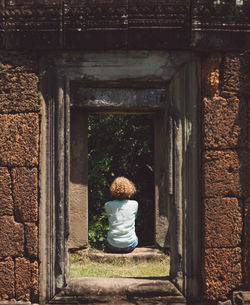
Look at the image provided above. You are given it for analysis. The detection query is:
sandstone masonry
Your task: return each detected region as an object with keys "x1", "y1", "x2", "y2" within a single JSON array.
[
  {"x1": 202, "y1": 52, "x2": 250, "y2": 301},
  {"x1": 0, "y1": 49, "x2": 249, "y2": 304},
  {"x1": 0, "y1": 52, "x2": 39, "y2": 303}
]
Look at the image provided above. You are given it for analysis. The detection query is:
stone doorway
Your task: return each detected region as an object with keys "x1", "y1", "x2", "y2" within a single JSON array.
[
  {"x1": 69, "y1": 86, "x2": 168, "y2": 251},
  {"x1": 40, "y1": 51, "x2": 200, "y2": 303}
]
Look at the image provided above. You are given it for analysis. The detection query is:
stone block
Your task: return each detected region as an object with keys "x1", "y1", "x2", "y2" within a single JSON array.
[
  {"x1": 201, "y1": 53, "x2": 222, "y2": 98},
  {"x1": 204, "y1": 150, "x2": 250, "y2": 197},
  {"x1": 0, "y1": 70, "x2": 39, "y2": 113},
  {"x1": 204, "y1": 198, "x2": 242, "y2": 248},
  {"x1": 0, "y1": 257, "x2": 14, "y2": 300},
  {"x1": 243, "y1": 198, "x2": 250, "y2": 288},
  {"x1": 0, "y1": 167, "x2": 13, "y2": 215},
  {"x1": 218, "y1": 301, "x2": 232, "y2": 305},
  {"x1": 203, "y1": 96, "x2": 248, "y2": 148},
  {"x1": 71, "y1": 87, "x2": 165, "y2": 109},
  {"x1": 69, "y1": 110, "x2": 88, "y2": 249},
  {"x1": 244, "y1": 198, "x2": 250, "y2": 245},
  {"x1": 233, "y1": 291, "x2": 250, "y2": 305},
  {"x1": 30, "y1": 260, "x2": 39, "y2": 303},
  {"x1": 203, "y1": 248, "x2": 242, "y2": 301},
  {"x1": 25, "y1": 223, "x2": 38, "y2": 258},
  {"x1": 15, "y1": 257, "x2": 30, "y2": 301},
  {"x1": 222, "y1": 54, "x2": 240, "y2": 93},
  {"x1": 0, "y1": 113, "x2": 39, "y2": 167},
  {"x1": 0, "y1": 216, "x2": 24, "y2": 258},
  {"x1": 12, "y1": 167, "x2": 38, "y2": 222}
]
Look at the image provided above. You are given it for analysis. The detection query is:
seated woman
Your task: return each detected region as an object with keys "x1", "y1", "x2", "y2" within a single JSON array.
[{"x1": 104, "y1": 177, "x2": 138, "y2": 253}]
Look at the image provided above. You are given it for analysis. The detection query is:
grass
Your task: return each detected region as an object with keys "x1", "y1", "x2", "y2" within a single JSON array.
[{"x1": 69, "y1": 249, "x2": 170, "y2": 278}]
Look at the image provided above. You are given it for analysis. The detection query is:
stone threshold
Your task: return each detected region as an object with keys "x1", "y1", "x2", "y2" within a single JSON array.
[
  {"x1": 52, "y1": 277, "x2": 186, "y2": 304},
  {"x1": 75, "y1": 246, "x2": 168, "y2": 262}
]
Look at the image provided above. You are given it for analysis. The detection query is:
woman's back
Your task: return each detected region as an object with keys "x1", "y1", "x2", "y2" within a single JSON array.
[{"x1": 105, "y1": 199, "x2": 138, "y2": 248}]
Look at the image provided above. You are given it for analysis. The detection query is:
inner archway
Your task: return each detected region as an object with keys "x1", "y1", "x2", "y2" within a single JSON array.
[{"x1": 68, "y1": 86, "x2": 168, "y2": 252}]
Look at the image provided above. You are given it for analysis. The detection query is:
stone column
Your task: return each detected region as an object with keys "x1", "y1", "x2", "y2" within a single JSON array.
[{"x1": 69, "y1": 110, "x2": 88, "y2": 249}]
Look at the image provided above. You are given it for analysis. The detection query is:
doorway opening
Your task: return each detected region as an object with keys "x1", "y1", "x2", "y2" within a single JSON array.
[
  {"x1": 88, "y1": 113, "x2": 155, "y2": 249},
  {"x1": 68, "y1": 85, "x2": 169, "y2": 256},
  {"x1": 69, "y1": 112, "x2": 171, "y2": 278}
]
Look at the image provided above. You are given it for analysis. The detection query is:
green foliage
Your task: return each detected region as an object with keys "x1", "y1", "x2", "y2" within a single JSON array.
[
  {"x1": 36, "y1": 70, "x2": 47, "y2": 84},
  {"x1": 37, "y1": 104, "x2": 42, "y2": 111},
  {"x1": 0, "y1": 62, "x2": 6, "y2": 72},
  {"x1": 38, "y1": 91, "x2": 42, "y2": 102},
  {"x1": 88, "y1": 213, "x2": 109, "y2": 249},
  {"x1": 20, "y1": 79, "x2": 26, "y2": 88},
  {"x1": 88, "y1": 114, "x2": 154, "y2": 248}
]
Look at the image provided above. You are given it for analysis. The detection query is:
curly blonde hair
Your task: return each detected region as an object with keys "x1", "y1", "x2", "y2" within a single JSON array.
[{"x1": 110, "y1": 177, "x2": 136, "y2": 200}]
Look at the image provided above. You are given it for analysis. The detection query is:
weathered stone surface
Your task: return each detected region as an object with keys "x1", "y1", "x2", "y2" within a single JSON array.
[
  {"x1": 0, "y1": 113, "x2": 39, "y2": 166},
  {"x1": 60, "y1": 277, "x2": 183, "y2": 297},
  {"x1": 204, "y1": 198, "x2": 242, "y2": 248},
  {"x1": 218, "y1": 301, "x2": 232, "y2": 305},
  {"x1": 69, "y1": 182, "x2": 88, "y2": 249},
  {"x1": 201, "y1": 53, "x2": 222, "y2": 98},
  {"x1": 30, "y1": 260, "x2": 39, "y2": 303},
  {"x1": 71, "y1": 87, "x2": 165, "y2": 110},
  {"x1": 0, "y1": 52, "x2": 38, "y2": 73},
  {"x1": 57, "y1": 277, "x2": 186, "y2": 304},
  {"x1": 203, "y1": 150, "x2": 250, "y2": 197},
  {"x1": 25, "y1": 223, "x2": 38, "y2": 258},
  {"x1": 203, "y1": 248, "x2": 242, "y2": 301},
  {"x1": 0, "y1": 257, "x2": 14, "y2": 300},
  {"x1": 203, "y1": 96, "x2": 247, "y2": 148},
  {"x1": 237, "y1": 52, "x2": 250, "y2": 149},
  {"x1": 82, "y1": 247, "x2": 167, "y2": 263},
  {"x1": 0, "y1": 216, "x2": 24, "y2": 258},
  {"x1": 57, "y1": 52, "x2": 190, "y2": 82},
  {"x1": 222, "y1": 54, "x2": 240, "y2": 93},
  {"x1": 15, "y1": 257, "x2": 31, "y2": 301},
  {"x1": 1, "y1": 2, "x2": 250, "y2": 50},
  {"x1": 0, "y1": 167, "x2": 13, "y2": 215},
  {"x1": 244, "y1": 197, "x2": 250, "y2": 288},
  {"x1": 12, "y1": 167, "x2": 38, "y2": 222},
  {"x1": 248, "y1": 97, "x2": 250, "y2": 150},
  {"x1": 0, "y1": 69, "x2": 39, "y2": 113},
  {"x1": 233, "y1": 291, "x2": 250, "y2": 305},
  {"x1": 239, "y1": 52, "x2": 250, "y2": 97},
  {"x1": 69, "y1": 110, "x2": 88, "y2": 250}
]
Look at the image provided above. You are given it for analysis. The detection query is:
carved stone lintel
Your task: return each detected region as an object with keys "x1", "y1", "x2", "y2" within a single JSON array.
[
  {"x1": 70, "y1": 87, "x2": 165, "y2": 110},
  {"x1": 0, "y1": 1, "x2": 250, "y2": 49},
  {"x1": 192, "y1": 0, "x2": 250, "y2": 31},
  {"x1": 1, "y1": 1, "x2": 249, "y2": 33}
]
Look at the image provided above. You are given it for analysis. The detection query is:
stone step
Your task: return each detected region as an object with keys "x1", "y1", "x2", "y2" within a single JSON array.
[
  {"x1": 83, "y1": 247, "x2": 168, "y2": 263},
  {"x1": 55, "y1": 277, "x2": 187, "y2": 304}
]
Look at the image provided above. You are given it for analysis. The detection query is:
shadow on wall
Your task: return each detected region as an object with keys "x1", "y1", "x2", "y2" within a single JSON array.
[{"x1": 239, "y1": 52, "x2": 250, "y2": 290}]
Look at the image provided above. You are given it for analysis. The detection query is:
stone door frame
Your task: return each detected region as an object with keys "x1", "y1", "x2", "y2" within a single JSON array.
[
  {"x1": 69, "y1": 85, "x2": 168, "y2": 251},
  {"x1": 39, "y1": 51, "x2": 201, "y2": 304}
]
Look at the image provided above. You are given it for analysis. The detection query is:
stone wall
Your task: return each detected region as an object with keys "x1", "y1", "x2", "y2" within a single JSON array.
[
  {"x1": 202, "y1": 52, "x2": 250, "y2": 302},
  {"x1": 0, "y1": 50, "x2": 249, "y2": 304},
  {"x1": 0, "y1": 52, "x2": 39, "y2": 302}
]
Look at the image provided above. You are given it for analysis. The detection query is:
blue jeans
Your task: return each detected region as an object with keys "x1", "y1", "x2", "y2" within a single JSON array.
[{"x1": 105, "y1": 237, "x2": 138, "y2": 253}]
